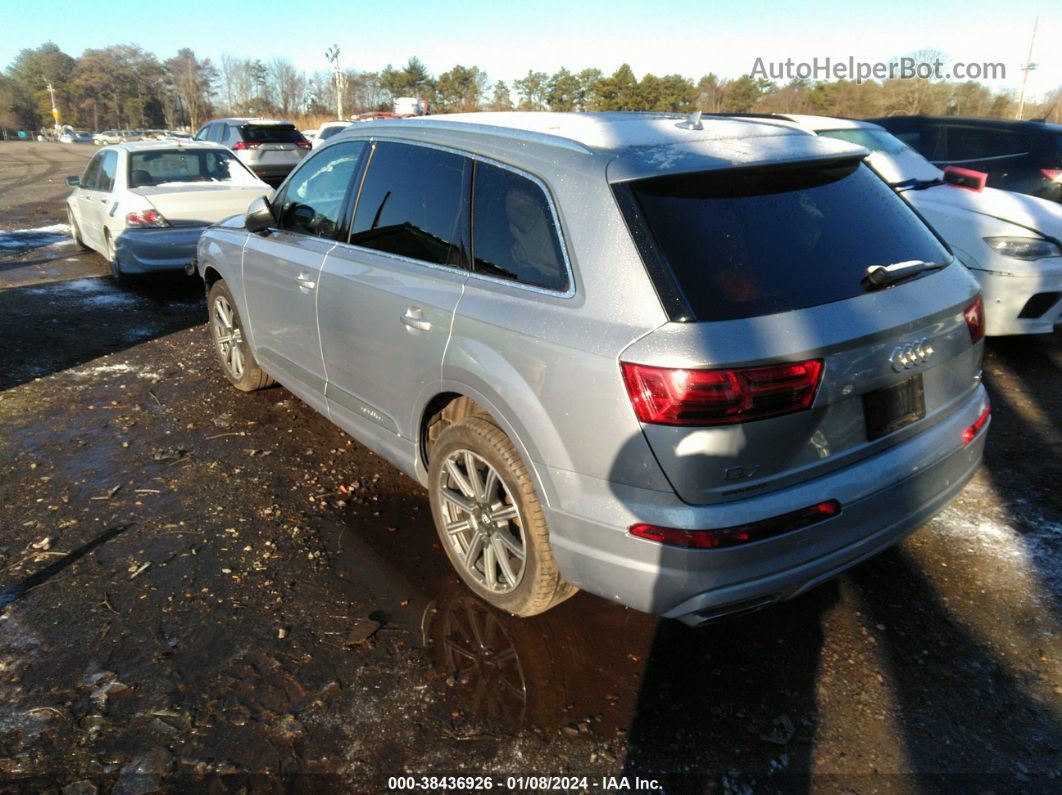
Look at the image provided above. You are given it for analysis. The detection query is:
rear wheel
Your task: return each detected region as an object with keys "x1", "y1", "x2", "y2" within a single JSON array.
[
  {"x1": 67, "y1": 209, "x2": 88, "y2": 251},
  {"x1": 208, "y1": 279, "x2": 274, "y2": 392},
  {"x1": 428, "y1": 417, "x2": 576, "y2": 617},
  {"x1": 104, "y1": 231, "x2": 126, "y2": 287}
]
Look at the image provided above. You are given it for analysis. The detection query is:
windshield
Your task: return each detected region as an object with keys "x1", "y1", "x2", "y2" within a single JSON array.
[
  {"x1": 624, "y1": 161, "x2": 950, "y2": 322},
  {"x1": 128, "y1": 149, "x2": 260, "y2": 188}
]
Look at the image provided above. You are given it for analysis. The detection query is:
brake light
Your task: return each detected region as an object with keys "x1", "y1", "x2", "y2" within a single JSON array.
[
  {"x1": 630, "y1": 500, "x2": 841, "y2": 550},
  {"x1": 296, "y1": 140, "x2": 311, "y2": 149},
  {"x1": 126, "y1": 209, "x2": 167, "y2": 227},
  {"x1": 232, "y1": 141, "x2": 261, "y2": 150},
  {"x1": 962, "y1": 403, "x2": 991, "y2": 446},
  {"x1": 1041, "y1": 169, "x2": 1062, "y2": 183},
  {"x1": 963, "y1": 296, "x2": 985, "y2": 344},
  {"x1": 620, "y1": 359, "x2": 824, "y2": 426}
]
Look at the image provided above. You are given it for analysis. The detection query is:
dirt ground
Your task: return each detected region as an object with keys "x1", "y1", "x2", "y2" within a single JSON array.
[{"x1": 0, "y1": 141, "x2": 1060, "y2": 793}]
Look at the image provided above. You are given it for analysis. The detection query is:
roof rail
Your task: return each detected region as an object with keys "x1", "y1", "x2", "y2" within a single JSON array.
[{"x1": 374, "y1": 118, "x2": 595, "y2": 155}]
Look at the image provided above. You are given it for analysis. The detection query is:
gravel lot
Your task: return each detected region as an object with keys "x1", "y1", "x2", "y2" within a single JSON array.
[{"x1": 0, "y1": 141, "x2": 1060, "y2": 792}]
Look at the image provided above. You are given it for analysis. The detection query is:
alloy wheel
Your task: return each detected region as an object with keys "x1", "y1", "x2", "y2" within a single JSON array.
[
  {"x1": 437, "y1": 449, "x2": 526, "y2": 594},
  {"x1": 212, "y1": 294, "x2": 245, "y2": 379}
]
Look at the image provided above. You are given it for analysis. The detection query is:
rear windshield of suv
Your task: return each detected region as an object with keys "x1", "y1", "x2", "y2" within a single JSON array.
[
  {"x1": 624, "y1": 161, "x2": 950, "y2": 322},
  {"x1": 238, "y1": 124, "x2": 305, "y2": 144}
]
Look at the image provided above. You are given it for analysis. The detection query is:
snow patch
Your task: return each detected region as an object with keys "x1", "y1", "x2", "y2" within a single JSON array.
[
  {"x1": 74, "y1": 362, "x2": 163, "y2": 382},
  {"x1": 0, "y1": 224, "x2": 70, "y2": 254}
]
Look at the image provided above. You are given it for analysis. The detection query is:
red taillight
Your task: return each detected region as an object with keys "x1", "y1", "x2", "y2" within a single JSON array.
[
  {"x1": 620, "y1": 359, "x2": 824, "y2": 426},
  {"x1": 296, "y1": 140, "x2": 311, "y2": 149},
  {"x1": 126, "y1": 209, "x2": 167, "y2": 227},
  {"x1": 1041, "y1": 169, "x2": 1062, "y2": 183},
  {"x1": 232, "y1": 141, "x2": 260, "y2": 150},
  {"x1": 962, "y1": 403, "x2": 991, "y2": 446},
  {"x1": 630, "y1": 500, "x2": 841, "y2": 550},
  {"x1": 963, "y1": 296, "x2": 985, "y2": 344}
]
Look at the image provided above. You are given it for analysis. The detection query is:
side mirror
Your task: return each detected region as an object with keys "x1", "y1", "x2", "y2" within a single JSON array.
[
  {"x1": 65, "y1": 175, "x2": 80, "y2": 187},
  {"x1": 245, "y1": 195, "x2": 275, "y2": 234},
  {"x1": 943, "y1": 166, "x2": 987, "y2": 192}
]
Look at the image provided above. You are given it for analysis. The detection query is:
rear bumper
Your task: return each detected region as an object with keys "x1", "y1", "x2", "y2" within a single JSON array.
[
  {"x1": 114, "y1": 226, "x2": 205, "y2": 274},
  {"x1": 544, "y1": 385, "x2": 988, "y2": 623},
  {"x1": 973, "y1": 261, "x2": 1062, "y2": 336}
]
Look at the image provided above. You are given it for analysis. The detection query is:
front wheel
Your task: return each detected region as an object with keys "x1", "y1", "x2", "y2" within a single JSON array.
[
  {"x1": 208, "y1": 279, "x2": 274, "y2": 392},
  {"x1": 428, "y1": 417, "x2": 576, "y2": 617}
]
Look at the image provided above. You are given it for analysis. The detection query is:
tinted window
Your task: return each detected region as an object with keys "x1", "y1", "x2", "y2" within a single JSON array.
[
  {"x1": 273, "y1": 141, "x2": 367, "y2": 238},
  {"x1": 817, "y1": 129, "x2": 910, "y2": 156},
  {"x1": 947, "y1": 127, "x2": 1028, "y2": 161},
  {"x1": 239, "y1": 124, "x2": 306, "y2": 144},
  {"x1": 472, "y1": 162, "x2": 568, "y2": 291},
  {"x1": 81, "y1": 153, "x2": 103, "y2": 190},
  {"x1": 128, "y1": 149, "x2": 258, "y2": 187},
  {"x1": 212, "y1": 125, "x2": 228, "y2": 144},
  {"x1": 625, "y1": 162, "x2": 950, "y2": 322},
  {"x1": 98, "y1": 151, "x2": 118, "y2": 192},
  {"x1": 350, "y1": 142, "x2": 469, "y2": 266},
  {"x1": 318, "y1": 125, "x2": 348, "y2": 141}
]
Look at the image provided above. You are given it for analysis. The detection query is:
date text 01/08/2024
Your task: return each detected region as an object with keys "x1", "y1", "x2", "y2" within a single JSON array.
[{"x1": 386, "y1": 775, "x2": 663, "y2": 791}]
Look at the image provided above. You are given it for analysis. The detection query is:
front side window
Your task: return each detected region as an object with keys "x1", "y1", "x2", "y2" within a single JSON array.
[
  {"x1": 272, "y1": 141, "x2": 367, "y2": 238},
  {"x1": 472, "y1": 162, "x2": 568, "y2": 291},
  {"x1": 350, "y1": 142, "x2": 470, "y2": 267},
  {"x1": 81, "y1": 153, "x2": 103, "y2": 190},
  {"x1": 948, "y1": 127, "x2": 1028, "y2": 161},
  {"x1": 624, "y1": 161, "x2": 951, "y2": 322},
  {"x1": 128, "y1": 149, "x2": 260, "y2": 188},
  {"x1": 98, "y1": 151, "x2": 118, "y2": 193}
]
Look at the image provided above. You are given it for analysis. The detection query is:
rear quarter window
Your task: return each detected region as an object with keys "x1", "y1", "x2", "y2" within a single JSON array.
[
  {"x1": 623, "y1": 161, "x2": 950, "y2": 322},
  {"x1": 472, "y1": 162, "x2": 568, "y2": 291}
]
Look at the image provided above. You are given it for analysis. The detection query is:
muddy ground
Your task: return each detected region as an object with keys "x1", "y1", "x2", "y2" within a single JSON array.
[{"x1": 0, "y1": 141, "x2": 1060, "y2": 793}]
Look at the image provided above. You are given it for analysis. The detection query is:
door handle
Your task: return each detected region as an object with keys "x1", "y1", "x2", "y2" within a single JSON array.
[
  {"x1": 295, "y1": 273, "x2": 316, "y2": 291},
  {"x1": 401, "y1": 307, "x2": 431, "y2": 332}
]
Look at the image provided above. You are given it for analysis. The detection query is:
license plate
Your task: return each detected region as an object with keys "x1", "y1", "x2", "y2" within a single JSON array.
[{"x1": 863, "y1": 374, "x2": 926, "y2": 441}]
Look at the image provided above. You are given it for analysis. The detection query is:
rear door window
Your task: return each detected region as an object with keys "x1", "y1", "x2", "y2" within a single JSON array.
[
  {"x1": 272, "y1": 141, "x2": 368, "y2": 239},
  {"x1": 946, "y1": 126, "x2": 1029, "y2": 163},
  {"x1": 472, "y1": 162, "x2": 568, "y2": 291},
  {"x1": 349, "y1": 142, "x2": 470, "y2": 267},
  {"x1": 81, "y1": 153, "x2": 103, "y2": 190},
  {"x1": 98, "y1": 150, "x2": 118, "y2": 193},
  {"x1": 622, "y1": 161, "x2": 950, "y2": 322}
]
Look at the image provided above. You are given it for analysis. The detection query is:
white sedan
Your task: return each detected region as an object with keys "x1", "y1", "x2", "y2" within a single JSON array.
[
  {"x1": 65, "y1": 141, "x2": 271, "y2": 284},
  {"x1": 778, "y1": 115, "x2": 1062, "y2": 336}
]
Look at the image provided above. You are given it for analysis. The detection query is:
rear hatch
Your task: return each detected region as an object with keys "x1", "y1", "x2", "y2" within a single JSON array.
[
  {"x1": 237, "y1": 124, "x2": 308, "y2": 164},
  {"x1": 614, "y1": 158, "x2": 984, "y2": 505}
]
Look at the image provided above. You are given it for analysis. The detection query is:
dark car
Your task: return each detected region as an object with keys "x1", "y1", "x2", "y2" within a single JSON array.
[
  {"x1": 868, "y1": 115, "x2": 1062, "y2": 203},
  {"x1": 194, "y1": 118, "x2": 310, "y2": 185}
]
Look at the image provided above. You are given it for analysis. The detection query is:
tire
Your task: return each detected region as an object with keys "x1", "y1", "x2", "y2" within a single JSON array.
[
  {"x1": 207, "y1": 279, "x2": 274, "y2": 392},
  {"x1": 67, "y1": 209, "x2": 89, "y2": 251},
  {"x1": 428, "y1": 416, "x2": 576, "y2": 617}
]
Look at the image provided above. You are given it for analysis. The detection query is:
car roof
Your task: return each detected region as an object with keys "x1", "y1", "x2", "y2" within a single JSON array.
[
  {"x1": 102, "y1": 141, "x2": 230, "y2": 154},
  {"x1": 336, "y1": 111, "x2": 867, "y2": 181},
  {"x1": 870, "y1": 115, "x2": 1062, "y2": 133},
  {"x1": 207, "y1": 118, "x2": 295, "y2": 126}
]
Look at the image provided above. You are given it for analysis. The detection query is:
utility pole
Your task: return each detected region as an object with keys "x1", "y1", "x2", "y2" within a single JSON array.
[
  {"x1": 326, "y1": 45, "x2": 346, "y2": 120},
  {"x1": 1016, "y1": 16, "x2": 1038, "y2": 120},
  {"x1": 45, "y1": 80, "x2": 60, "y2": 136}
]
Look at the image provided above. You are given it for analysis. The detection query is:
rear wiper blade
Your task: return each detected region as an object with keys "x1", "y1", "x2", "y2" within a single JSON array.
[
  {"x1": 862, "y1": 259, "x2": 947, "y2": 291},
  {"x1": 890, "y1": 177, "x2": 945, "y2": 192}
]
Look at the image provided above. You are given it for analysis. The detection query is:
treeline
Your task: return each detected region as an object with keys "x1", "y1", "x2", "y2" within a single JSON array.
[{"x1": 2, "y1": 42, "x2": 1059, "y2": 133}]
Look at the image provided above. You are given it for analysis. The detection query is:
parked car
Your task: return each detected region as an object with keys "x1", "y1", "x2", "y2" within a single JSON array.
[
  {"x1": 195, "y1": 112, "x2": 989, "y2": 623},
  {"x1": 758, "y1": 115, "x2": 1062, "y2": 336},
  {"x1": 193, "y1": 118, "x2": 310, "y2": 184},
  {"x1": 311, "y1": 120, "x2": 352, "y2": 149},
  {"x1": 65, "y1": 141, "x2": 271, "y2": 285},
  {"x1": 59, "y1": 131, "x2": 94, "y2": 144},
  {"x1": 94, "y1": 130, "x2": 121, "y2": 145},
  {"x1": 869, "y1": 115, "x2": 1062, "y2": 204}
]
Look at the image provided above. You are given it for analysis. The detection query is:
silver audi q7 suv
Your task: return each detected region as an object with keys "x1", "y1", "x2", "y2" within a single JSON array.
[{"x1": 195, "y1": 112, "x2": 990, "y2": 625}]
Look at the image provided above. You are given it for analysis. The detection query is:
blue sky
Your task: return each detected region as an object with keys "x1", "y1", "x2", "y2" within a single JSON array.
[{"x1": 4, "y1": 0, "x2": 1058, "y2": 97}]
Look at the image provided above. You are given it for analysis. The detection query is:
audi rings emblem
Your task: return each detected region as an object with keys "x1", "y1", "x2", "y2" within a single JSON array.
[{"x1": 889, "y1": 338, "x2": 934, "y2": 371}]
